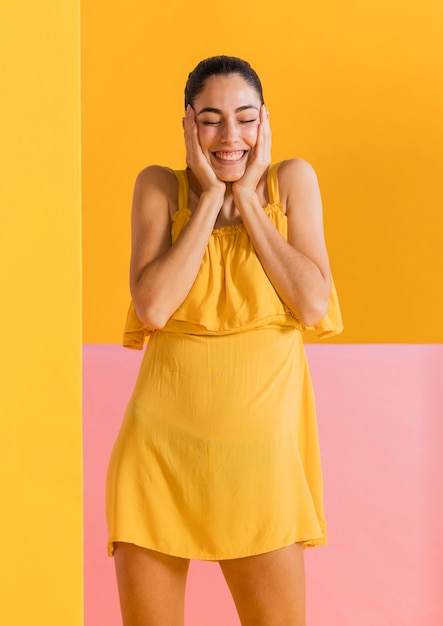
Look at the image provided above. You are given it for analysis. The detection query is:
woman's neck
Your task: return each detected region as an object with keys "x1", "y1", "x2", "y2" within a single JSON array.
[{"x1": 187, "y1": 169, "x2": 240, "y2": 226}]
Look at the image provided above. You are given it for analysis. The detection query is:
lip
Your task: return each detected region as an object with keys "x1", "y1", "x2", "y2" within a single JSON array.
[{"x1": 212, "y1": 150, "x2": 248, "y2": 164}]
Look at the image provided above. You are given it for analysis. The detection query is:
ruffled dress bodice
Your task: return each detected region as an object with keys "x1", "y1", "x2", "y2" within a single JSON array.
[{"x1": 123, "y1": 163, "x2": 342, "y2": 349}]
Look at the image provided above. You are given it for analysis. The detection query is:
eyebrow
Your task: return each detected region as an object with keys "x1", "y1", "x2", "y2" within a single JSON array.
[{"x1": 196, "y1": 105, "x2": 259, "y2": 116}]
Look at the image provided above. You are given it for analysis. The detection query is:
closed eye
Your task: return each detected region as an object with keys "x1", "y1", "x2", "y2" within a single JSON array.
[{"x1": 201, "y1": 119, "x2": 257, "y2": 126}]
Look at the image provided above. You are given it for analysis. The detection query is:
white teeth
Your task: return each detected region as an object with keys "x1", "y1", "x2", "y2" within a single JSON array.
[{"x1": 214, "y1": 151, "x2": 245, "y2": 161}]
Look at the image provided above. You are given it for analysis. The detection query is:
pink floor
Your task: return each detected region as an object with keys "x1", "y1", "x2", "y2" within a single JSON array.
[{"x1": 83, "y1": 344, "x2": 443, "y2": 625}]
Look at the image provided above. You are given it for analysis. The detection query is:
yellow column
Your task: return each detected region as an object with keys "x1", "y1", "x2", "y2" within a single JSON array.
[{"x1": 0, "y1": 2, "x2": 83, "y2": 624}]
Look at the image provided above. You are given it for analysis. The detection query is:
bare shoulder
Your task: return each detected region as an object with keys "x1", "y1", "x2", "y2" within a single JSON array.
[
  {"x1": 136, "y1": 164, "x2": 177, "y2": 188},
  {"x1": 276, "y1": 158, "x2": 322, "y2": 218},
  {"x1": 133, "y1": 165, "x2": 178, "y2": 217},
  {"x1": 278, "y1": 158, "x2": 319, "y2": 196},
  {"x1": 130, "y1": 166, "x2": 179, "y2": 288},
  {"x1": 277, "y1": 159, "x2": 328, "y2": 275}
]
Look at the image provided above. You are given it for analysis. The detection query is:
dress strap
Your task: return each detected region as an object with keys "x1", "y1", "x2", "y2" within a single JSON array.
[
  {"x1": 267, "y1": 162, "x2": 283, "y2": 204},
  {"x1": 173, "y1": 169, "x2": 189, "y2": 211}
]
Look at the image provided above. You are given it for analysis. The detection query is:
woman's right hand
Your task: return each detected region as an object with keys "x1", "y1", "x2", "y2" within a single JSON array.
[{"x1": 184, "y1": 105, "x2": 226, "y2": 194}]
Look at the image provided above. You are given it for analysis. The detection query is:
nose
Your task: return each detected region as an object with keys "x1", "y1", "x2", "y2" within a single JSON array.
[{"x1": 220, "y1": 119, "x2": 239, "y2": 144}]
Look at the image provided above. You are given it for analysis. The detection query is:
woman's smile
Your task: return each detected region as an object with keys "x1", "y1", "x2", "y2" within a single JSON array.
[{"x1": 212, "y1": 150, "x2": 248, "y2": 163}]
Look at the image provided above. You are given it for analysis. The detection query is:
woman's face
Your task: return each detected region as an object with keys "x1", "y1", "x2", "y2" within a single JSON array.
[{"x1": 192, "y1": 73, "x2": 262, "y2": 182}]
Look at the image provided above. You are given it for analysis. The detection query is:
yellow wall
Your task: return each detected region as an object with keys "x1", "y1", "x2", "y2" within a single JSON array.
[
  {"x1": 0, "y1": 1, "x2": 83, "y2": 624},
  {"x1": 82, "y1": 1, "x2": 443, "y2": 343}
]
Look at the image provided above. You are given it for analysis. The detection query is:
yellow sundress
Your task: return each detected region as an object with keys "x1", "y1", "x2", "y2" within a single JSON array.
[{"x1": 106, "y1": 162, "x2": 343, "y2": 560}]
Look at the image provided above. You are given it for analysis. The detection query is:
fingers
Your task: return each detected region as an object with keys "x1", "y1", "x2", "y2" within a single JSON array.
[
  {"x1": 184, "y1": 105, "x2": 204, "y2": 169},
  {"x1": 259, "y1": 105, "x2": 272, "y2": 155},
  {"x1": 251, "y1": 105, "x2": 271, "y2": 166},
  {"x1": 184, "y1": 106, "x2": 197, "y2": 146},
  {"x1": 184, "y1": 106, "x2": 200, "y2": 149}
]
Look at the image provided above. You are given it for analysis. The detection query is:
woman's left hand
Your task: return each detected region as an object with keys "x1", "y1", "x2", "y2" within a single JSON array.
[{"x1": 233, "y1": 105, "x2": 272, "y2": 194}]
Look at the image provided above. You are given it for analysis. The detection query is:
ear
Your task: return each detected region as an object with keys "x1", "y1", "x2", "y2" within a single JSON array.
[{"x1": 182, "y1": 117, "x2": 185, "y2": 129}]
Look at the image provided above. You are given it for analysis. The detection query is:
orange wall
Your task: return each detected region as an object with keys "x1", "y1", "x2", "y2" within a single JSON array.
[
  {"x1": 0, "y1": 1, "x2": 83, "y2": 623},
  {"x1": 82, "y1": 1, "x2": 443, "y2": 343}
]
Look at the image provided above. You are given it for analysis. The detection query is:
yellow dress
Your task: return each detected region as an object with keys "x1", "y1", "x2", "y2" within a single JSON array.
[{"x1": 106, "y1": 162, "x2": 343, "y2": 560}]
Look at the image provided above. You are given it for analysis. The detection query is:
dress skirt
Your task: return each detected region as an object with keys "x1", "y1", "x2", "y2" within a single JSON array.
[
  {"x1": 107, "y1": 326, "x2": 325, "y2": 560},
  {"x1": 106, "y1": 325, "x2": 326, "y2": 560}
]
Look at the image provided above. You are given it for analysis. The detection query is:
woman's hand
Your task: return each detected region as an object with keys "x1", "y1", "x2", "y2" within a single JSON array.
[
  {"x1": 233, "y1": 105, "x2": 272, "y2": 195},
  {"x1": 184, "y1": 105, "x2": 226, "y2": 194}
]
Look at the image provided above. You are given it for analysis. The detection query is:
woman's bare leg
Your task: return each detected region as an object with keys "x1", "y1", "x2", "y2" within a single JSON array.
[
  {"x1": 113, "y1": 542, "x2": 190, "y2": 626},
  {"x1": 219, "y1": 543, "x2": 306, "y2": 626}
]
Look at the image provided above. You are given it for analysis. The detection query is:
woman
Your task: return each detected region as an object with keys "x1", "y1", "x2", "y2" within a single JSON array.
[{"x1": 106, "y1": 55, "x2": 342, "y2": 626}]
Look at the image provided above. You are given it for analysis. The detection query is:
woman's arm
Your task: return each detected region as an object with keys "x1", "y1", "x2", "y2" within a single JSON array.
[
  {"x1": 234, "y1": 158, "x2": 331, "y2": 326},
  {"x1": 130, "y1": 165, "x2": 224, "y2": 329},
  {"x1": 130, "y1": 107, "x2": 227, "y2": 329},
  {"x1": 232, "y1": 108, "x2": 331, "y2": 326}
]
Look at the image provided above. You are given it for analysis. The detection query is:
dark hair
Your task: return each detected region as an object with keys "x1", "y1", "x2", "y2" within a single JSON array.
[{"x1": 184, "y1": 56, "x2": 264, "y2": 109}]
